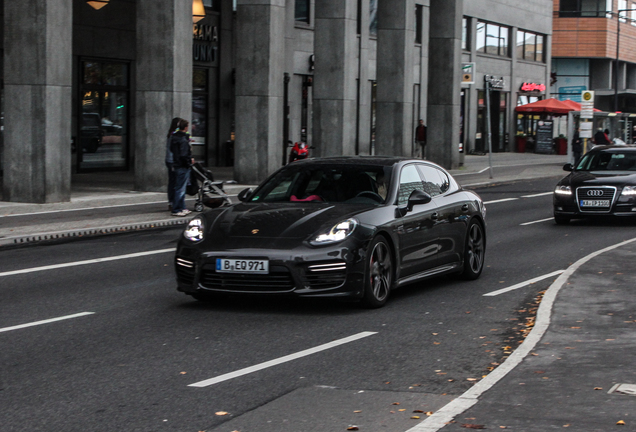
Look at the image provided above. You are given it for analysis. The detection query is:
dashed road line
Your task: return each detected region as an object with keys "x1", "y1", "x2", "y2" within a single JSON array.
[
  {"x1": 0, "y1": 312, "x2": 95, "y2": 333},
  {"x1": 483, "y1": 270, "x2": 565, "y2": 297},
  {"x1": 188, "y1": 331, "x2": 377, "y2": 388},
  {"x1": 520, "y1": 217, "x2": 554, "y2": 226}
]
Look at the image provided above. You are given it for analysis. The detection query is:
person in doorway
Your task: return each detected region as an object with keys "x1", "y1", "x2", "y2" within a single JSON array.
[
  {"x1": 170, "y1": 119, "x2": 194, "y2": 217},
  {"x1": 166, "y1": 117, "x2": 181, "y2": 211},
  {"x1": 593, "y1": 128, "x2": 609, "y2": 145},
  {"x1": 415, "y1": 119, "x2": 427, "y2": 159},
  {"x1": 572, "y1": 129, "x2": 582, "y2": 166}
]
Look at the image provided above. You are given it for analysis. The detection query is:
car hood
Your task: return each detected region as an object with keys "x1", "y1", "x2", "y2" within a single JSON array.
[
  {"x1": 203, "y1": 202, "x2": 370, "y2": 241},
  {"x1": 563, "y1": 171, "x2": 636, "y2": 187}
]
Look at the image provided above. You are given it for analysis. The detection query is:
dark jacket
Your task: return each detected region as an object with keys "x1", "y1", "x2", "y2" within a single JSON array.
[
  {"x1": 170, "y1": 131, "x2": 192, "y2": 168},
  {"x1": 593, "y1": 130, "x2": 609, "y2": 145}
]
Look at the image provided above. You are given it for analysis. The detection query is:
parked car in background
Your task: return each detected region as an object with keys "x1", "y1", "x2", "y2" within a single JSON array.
[
  {"x1": 554, "y1": 145, "x2": 636, "y2": 224},
  {"x1": 80, "y1": 113, "x2": 103, "y2": 153},
  {"x1": 175, "y1": 156, "x2": 486, "y2": 308}
]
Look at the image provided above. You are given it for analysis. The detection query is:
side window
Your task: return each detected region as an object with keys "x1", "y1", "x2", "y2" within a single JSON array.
[
  {"x1": 417, "y1": 165, "x2": 450, "y2": 197},
  {"x1": 398, "y1": 165, "x2": 425, "y2": 206}
]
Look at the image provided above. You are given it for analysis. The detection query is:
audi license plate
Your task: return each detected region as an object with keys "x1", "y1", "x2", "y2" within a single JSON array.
[
  {"x1": 216, "y1": 258, "x2": 269, "y2": 274},
  {"x1": 580, "y1": 199, "x2": 610, "y2": 207}
]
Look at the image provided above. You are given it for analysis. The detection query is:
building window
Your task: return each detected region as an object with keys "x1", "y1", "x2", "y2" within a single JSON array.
[
  {"x1": 476, "y1": 21, "x2": 509, "y2": 57},
  {"x1": 370, "y1": 0, "x2": 378, "y2": 37},
  {"x1": 295, "y1": 0, "x2": 310, "y2": 24},
  {"x1": 559, "y1": 0, "x2": 612, "y2": 17},
  {"x1": 462, "y1": 17, "x2": 469, "y2": 51},
  {"x1": 517, "y1": 30, "x2": 545, "y2": 62},
  {"x1": 415, "y1": 4, "x2": 423, "y2": 44},
  {"x1": 619, "y1": 0, "x2": 628, "y2": 21}
]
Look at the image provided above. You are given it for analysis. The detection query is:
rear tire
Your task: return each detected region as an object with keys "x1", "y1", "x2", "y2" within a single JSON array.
[
  {"x1": 460, "y1": 220, "x2": 485, "y2": 280},
  {"x1": 362, "y1": 236, "x2": 393, "y2": 308}
]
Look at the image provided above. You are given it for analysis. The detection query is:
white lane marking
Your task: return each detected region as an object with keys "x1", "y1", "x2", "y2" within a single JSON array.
[
  {"x1": 0, "y1": 201, "x2": 168, "y2": 218},
  {"x1": 0, "y1": 249, "x2": 174, "y2": 278},
  {"x1": 0, "y1": 312, "x2": 95, "y2": 333},
  {"x1": 522, "y1": 192, "x2": 553, "y2": 198},
  {"x1": 520, "y1": 217, "x2": 554, "y2": 226},
  {"x1": 453, "y1": 167, "x2": 491, "y2": 176},
  {"x1": 189, "y1": 331, "x2": 377, "y2": 388},
  {"x1": 406, "y1": 237, "x2": 636, "y2": 432},
  {"x1": 483, "y1": 198, "x2": 518, "y2": 205},
  {"x1": 483, "y1": 270, "x2": 565, "y2": 297}
]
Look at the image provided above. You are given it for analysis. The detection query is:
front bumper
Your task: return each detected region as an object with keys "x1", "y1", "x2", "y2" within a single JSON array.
[{"x1": 175, "y1": 240, "x2": 368, "y2": 299}]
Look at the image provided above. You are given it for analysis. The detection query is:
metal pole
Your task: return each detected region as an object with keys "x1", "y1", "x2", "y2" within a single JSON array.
[
  {"x1": 615, "y1": 11, "x2": 621, "y2": 113},
  {"x1": 485, "y1": 77, "x2": 494, "y2": 179}
]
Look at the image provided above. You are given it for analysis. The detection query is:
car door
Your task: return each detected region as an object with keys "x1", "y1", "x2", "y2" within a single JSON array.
[
  {"x1": 395, "y1": 164, "x2": 440, "y2": 278},
  {"x1": 417, "y1": 164, "x2": 467, "y2": 266}
]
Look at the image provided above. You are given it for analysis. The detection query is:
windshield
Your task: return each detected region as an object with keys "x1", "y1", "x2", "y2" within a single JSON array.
[
  {"x1": 575, "y1": 151, "x2": 636, "y2": 172},
  {"x1": 250, "y1": 164, "x2": 393, "y2": 205}
]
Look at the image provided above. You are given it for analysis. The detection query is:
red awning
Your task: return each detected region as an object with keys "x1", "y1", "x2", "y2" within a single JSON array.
[{"x1": 515, "y1": 98, "x2": 574, "y2": 115}]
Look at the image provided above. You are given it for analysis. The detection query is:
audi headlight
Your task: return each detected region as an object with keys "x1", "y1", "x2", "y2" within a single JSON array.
[
  {"x1": 622, "y1": 186, "x2": 636, "y2": 196},
  {"x1": 554, "y1": 185, "x2": 572, "y2": 196},
  {"x1": 183, "y1": 217, "x2": 205, "y2": 242},
  {"x1": 311, "y1": 218, "x2": 358, "y2": 245}
]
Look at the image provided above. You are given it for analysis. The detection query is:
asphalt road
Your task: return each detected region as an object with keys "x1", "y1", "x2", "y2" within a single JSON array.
[{"x1": 2, "y1": 177, "x2": 635, "y2": 432}]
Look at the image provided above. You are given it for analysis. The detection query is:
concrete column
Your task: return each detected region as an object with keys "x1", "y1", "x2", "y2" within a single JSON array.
[
  {"x1": 3, "y1": 0, "x2": 72, "y2": 203},
  {"x1": 427, "y1": 0, "x2": 462, "y2": 169},
  {"x1": 357, "y1": 0, "x2": 371, "y2": 155},
  {"x1": 234, "y1": 0, "x2": 285, "y2": 184},
  {"x1": 135, "y1": 0, "x2": 192, "y2": 192},
  {"x1": 218, "y1": 0, "x2": 235, "y2": 167},
  {"x1": 313, "y1": 0, "x2": 358, "y2": 157},
  {"x1": 375, "y1": 0, "x2": 415, "y2": 157}
]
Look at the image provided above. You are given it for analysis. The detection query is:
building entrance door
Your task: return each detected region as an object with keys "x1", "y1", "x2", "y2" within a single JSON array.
[{"x1": 77, "y1": 60, "x2": 129, "y2": 172}]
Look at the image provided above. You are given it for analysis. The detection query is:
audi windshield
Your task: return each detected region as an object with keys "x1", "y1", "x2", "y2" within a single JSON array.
[{"x1": 576, "y1": 150, "x2": 636, "y2": 172}]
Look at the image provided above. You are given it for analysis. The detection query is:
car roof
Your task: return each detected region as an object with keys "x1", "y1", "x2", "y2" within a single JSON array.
[
  {"x1": 590, "y1": 145, "x2": 636, "y2": 152},
  {"x1": 291, "y1": 155, "x2": 418, "y2": 167}
]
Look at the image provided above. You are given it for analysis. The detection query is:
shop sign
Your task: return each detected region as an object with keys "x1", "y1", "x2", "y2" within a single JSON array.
[
  {"x1": 193, "y1": 24, "x2": 218, "y2": 64},
  {"x1": 520, "y1": 82, "x2": 546, "y2": 92},
  {"x1": 484, "y1": 75, "x2": 504, "y2": 89}
]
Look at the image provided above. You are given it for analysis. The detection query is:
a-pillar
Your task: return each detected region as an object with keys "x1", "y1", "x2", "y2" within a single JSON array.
[
  {"x1": 427, "y1": 0, "x2": 462, "y2": 169},
  {"x1": 3, "y1": 0, "x2": 72, "y2": 203},
  {"x1": 375, "y1": 0, "x2": 416, "y2": 157},
  {"x1": 312, "y1": 0, "x2": 358, "y2": 157},
  {"x1": 234, "y1": 0, "x2": 286, "y2": 184},
  {"x1": 135, "y1": 0, "x2": 192, "y2": 191}
]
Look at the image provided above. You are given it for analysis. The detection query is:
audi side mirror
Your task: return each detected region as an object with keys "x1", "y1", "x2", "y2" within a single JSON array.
[{"x1": 563, "y1": 163, "x2": 573, "y2": 172}]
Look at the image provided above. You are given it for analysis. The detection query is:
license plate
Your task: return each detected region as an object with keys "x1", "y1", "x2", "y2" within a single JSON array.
[
  {"x1": 216, "y1": 258, "x2": 269, "y2": 274},
  {"x1": 580, "y1": 199, "x2": 610, "y2": 207}
]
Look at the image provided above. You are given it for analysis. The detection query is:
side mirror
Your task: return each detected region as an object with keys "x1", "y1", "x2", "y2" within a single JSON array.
[
  {"x1": 238, "y1": 188, "x2": 253, "y2": 202},
  {"x1": 563, "y1": 163, "x2": 573, "y2": 172},
  {"x1": 396, "y1": 190, "x2": 432, "y2": 217}
]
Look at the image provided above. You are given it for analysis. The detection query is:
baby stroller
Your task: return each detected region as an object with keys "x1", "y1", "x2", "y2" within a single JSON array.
[{"x1": 188, "y1": 162, "x2": 232, "y2": 212}]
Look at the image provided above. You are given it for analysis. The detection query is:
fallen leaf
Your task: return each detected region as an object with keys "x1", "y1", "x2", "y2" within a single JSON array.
[
  {"x1": 434, "y1": 342, "x2": 441, "y2": 345},
  {"x1": 461, "y1": 424, "x2": 485, "y2": 429},
  {"x1": 353, "y1": 410, "x2": 362, "y2": 413},
  {"x1": 347, "y1": 427, "x2": 359, "y2": 431},
  {"x1": 399, "y1": 409, "x2": 406, "y2": 412},
  {"x1": 411, "y1": 416, "x2": 421, "y2": 419},
  {"x1": 467, "y1": 378, "x2": 477, "y2": 381},
  {"x1": 617, "y1": 420, "x2": 626, "y2": 425},
  {"x1": 570, "y1": 327, "x2": 581, "y2": 329},
  {"x1": 594, "y1": 387, "x2": 603, "y2": 390},
  {"x1": 215, "y1": 411, "x2": 229, "y2": 416},
  {"x1": 413, "y1": 410, "x2": 424, "y2": 413},
  {"x1": 180, "y1": 371, "x2": 187, "y2": 375},
  {"x1": 426, "y1": 411, "x2": 434, "y2": 416}
]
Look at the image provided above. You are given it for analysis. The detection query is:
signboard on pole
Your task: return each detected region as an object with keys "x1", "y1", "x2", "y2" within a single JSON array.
[
  {"x1": 580, "y1": 121, "x2": 593, "y2": 139},
  {"x1": 580, "y1": 90, "x2": 595, "y2": 119},
  {"x1": 462, "y1": 63, "x2": 475, "y2": 84}
]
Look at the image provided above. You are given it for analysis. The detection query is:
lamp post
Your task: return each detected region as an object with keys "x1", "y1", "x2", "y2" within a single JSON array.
[{"x1": 615, "y1": 8, "x2": 636, "y2": 112}]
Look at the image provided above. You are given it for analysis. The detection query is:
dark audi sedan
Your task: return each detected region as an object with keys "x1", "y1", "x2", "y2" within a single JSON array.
[
  {"x1": 554, "y1": 145, "x2": 636, "y2": 224},
  {"x1": 175, "y1": 156, "x2": 486, "y2": 307}
]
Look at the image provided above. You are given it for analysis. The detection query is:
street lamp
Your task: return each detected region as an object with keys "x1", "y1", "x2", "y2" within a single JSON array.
[{"x1": 614, "y1": 8, "x2": 636, "y2": 112}]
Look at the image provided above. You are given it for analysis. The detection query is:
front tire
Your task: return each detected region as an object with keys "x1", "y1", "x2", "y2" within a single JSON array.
[
  {"x1": 460, "y1": 220, "x2": 485, "y2": 280},
  {"x1": 554, "y1": 215, "x2": 570, "y2": 225},
  {"x1": 362, "y1": 236, "x2": 393, "y2": 308}
]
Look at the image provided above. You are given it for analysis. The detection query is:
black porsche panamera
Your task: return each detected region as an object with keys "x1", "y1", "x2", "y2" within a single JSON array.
[
  {"x1": 175, "y1": 156, "x2": 486, "y2": 307},
  {"x1": 554, "y1": 146, "x2": 636, "y2": 224}
]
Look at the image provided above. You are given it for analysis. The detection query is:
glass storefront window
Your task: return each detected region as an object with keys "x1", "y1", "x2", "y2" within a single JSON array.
[
  {"x1": 477, "y1": 21, "x2": 510, "y2": 57},
  {"x1": 78, "y1": 60, "x2": 129, "y2": 172}
]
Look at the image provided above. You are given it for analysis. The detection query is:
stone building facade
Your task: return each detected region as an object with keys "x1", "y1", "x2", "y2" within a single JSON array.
[{"x1": 0, "y1": 0, "x2": 552, "y2": 203}]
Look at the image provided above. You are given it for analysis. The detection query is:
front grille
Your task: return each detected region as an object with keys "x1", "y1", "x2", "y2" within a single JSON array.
[
  {"x1": 576, "y1": 186, "x2": 617, "y2": 213},
  {"x1": 176, "y1": 258, "x2": 196, "y2": 285},
  {"x1": 305, "y1": 262, "x2": 348, "y2": 289},
  {"x1": 200, "y1": 265, "x2": 295, "y2": 292}
]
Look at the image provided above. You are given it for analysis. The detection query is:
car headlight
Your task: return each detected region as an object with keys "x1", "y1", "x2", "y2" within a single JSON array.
[
  {"x1": 184, "y1": 217, "x2": 205, "y2": 242},
  {"x1": 621, "y1": 186, "x2": 636, "y2": 196},
  {"x1": 311, "y1": 218, "x2": 358, "y2": 245},
  {"x1": 554, "y1": 185, "x2": 572, "y2": 195}
]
